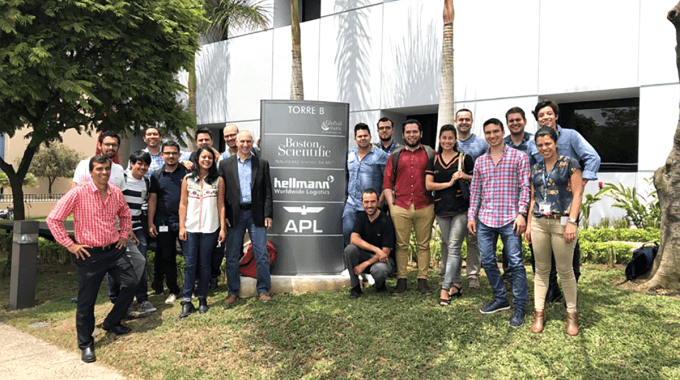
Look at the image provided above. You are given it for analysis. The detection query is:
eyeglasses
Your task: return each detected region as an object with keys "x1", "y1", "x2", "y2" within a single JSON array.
[
  {"x1": 162, "y1": 151, "x2": 179, "y2": 156},
  {"x1": 102, "y1": 143, "x2": 119, "y2": 148}
]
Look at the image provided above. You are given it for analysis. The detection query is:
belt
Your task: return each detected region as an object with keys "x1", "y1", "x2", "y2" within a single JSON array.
[
  {"x1": 90, "y1": 244, "x2": 115, "y2": 251},
  {"x1": 240, "y1": 204, "x2": 252, "y2": 210},
  {"x1": 542, "y1": 214, "x2": 567, "y2": 220}
]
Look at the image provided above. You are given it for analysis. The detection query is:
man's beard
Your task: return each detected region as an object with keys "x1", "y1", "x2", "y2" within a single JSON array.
[
  {"x1": 405, "y1": 138, "x2": 421, "y2": 148},
  {"x1": 380, "y1": 135, "x2": 392, "y2": 142}
]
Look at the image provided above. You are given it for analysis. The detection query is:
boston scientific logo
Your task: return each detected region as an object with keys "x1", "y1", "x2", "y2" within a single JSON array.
[
  {"x1": 274, "y1": 175, "x2": 334, "y2": 196},
  {"x1": 320, "y1": 120, "x2": 342, "y2": 133}
]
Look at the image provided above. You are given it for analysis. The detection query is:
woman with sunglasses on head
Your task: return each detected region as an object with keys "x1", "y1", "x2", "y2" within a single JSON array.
[{"x1": 525, "y1": 126, "x2": 583, "y2": 335}]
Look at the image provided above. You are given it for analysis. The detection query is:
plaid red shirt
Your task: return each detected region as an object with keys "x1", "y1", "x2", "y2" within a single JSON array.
[
  {"x1": 382, "y1": 145, "x2": 434, "y2": 210},
  {"x1": 467, "y1": 145, "x2": 530, "y2": 228},
  {"x1": 47, "y1": 182, "x2": 131, "y2": 248}
]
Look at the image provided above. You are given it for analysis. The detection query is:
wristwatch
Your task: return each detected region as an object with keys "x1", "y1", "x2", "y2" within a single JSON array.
[{"x1": 567, "y1": 218, "x2": 577, "y2": 225}]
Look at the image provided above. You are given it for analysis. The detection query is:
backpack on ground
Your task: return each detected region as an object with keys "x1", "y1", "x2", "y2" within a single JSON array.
[
  {"x1": 622, "y1": 242, "x2": 659, "y2": 283},
  {"x1": 239, "y1": 241, "x2": 277, "y2": 278}
]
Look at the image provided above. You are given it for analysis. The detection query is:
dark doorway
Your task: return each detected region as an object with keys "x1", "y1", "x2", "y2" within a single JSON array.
[{"x1": 406, "y1": 113, "x2": 438, "y2": 149}]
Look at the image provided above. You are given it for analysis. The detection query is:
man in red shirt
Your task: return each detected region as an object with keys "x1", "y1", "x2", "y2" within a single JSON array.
[
  {"x1": 382, "y1": 119, "x2": 435, "y2": 296},
  {"x1": 47, "y1": 156, "x2": 138, "y2": 364}
]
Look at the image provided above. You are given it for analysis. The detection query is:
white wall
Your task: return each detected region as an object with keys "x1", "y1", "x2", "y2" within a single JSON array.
[{"x1": 191, "y1": 0, "x2": 680, "y2": 225}]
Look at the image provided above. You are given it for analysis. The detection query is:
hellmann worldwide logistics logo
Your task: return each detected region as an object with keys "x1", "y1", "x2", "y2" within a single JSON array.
[
  {"x1": 274, "y1": 175, "x2": 334, "y2": 196},
  {"x1": 320, "y1": 120, "x2": 342, "y2": 132}
]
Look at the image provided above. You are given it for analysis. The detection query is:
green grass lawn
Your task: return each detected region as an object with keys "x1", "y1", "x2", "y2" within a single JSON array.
[{"x1": 1, "y1": 261, "x2": 679, "y2": 380}]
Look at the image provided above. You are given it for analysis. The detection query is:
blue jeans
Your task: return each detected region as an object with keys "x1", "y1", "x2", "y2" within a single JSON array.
[
  {"x1": 342, "y1": 199, "x2": 362, "y2": 247},
  {"x1": 477, "y1": 221, "x2": 527, "y2": 311},
  {"x1": 182, "y1": 230, "x2": 219, "y2": 302},
  {"x1": 107, "y1": 230, "x2": 148, "y2": 303},
  {"x1": 437, "y1": 214, "x2": 467, "y2": 289},
  {"x1": 226, "y1": 209, "x2": 271, "y2": 295}
]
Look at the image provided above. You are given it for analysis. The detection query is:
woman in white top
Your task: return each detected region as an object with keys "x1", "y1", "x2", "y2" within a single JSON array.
[{"x1": 178, "y1": 147, "x2": 226, "y2": 318}]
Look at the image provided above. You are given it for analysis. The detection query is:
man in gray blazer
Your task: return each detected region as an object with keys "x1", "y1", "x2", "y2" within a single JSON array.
[{"x1": 219, "y1": 130, "x2": 274, "y2": 303}]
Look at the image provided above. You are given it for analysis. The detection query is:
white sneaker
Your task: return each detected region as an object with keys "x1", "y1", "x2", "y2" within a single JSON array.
[
  {"x1": 165, "y1": 294, "x2": 177, "y2": 304},
  {"x1": 138, "y1": 300, "x2": 157, "y2": 313}
]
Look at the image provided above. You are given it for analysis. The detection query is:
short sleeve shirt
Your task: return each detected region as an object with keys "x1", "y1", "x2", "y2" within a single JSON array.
[
  {"x1": 149, "y1": 165, "x2": 188, "y2": 224},
  {"x1": 352, "y1": 211, "x2": 396, "y2": 257},
  {"x1": 425, "y1": 152, "x2": 474, "y2": 216},
  {"x1": 530, "y1": 155, "x2": 581, "y2": 218}
]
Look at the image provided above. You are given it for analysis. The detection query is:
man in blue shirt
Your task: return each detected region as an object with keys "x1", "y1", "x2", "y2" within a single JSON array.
[
  {"x1": 453, "y1": 109, "x2": 488, "y2": 289},
  {"x1": 343, "y1": 123, "x2": 389, "y2": 247},
  {"x1": 501, "y1": 107, "x2": 534, "y2": 290},
  {"x1": 527, "y1": 100, "x2": 601, "y2": 303}
]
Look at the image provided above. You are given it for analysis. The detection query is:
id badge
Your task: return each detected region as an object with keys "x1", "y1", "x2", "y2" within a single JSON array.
[
  {"x1": 560, "y1": 216, "x2": 568, "y2": 225},
  {"x1": 159, "y1": 225, "x2": 169, "y2": 233},
  {"x1": 538, "y1": 202, "x2": 551, "y2": 215}
]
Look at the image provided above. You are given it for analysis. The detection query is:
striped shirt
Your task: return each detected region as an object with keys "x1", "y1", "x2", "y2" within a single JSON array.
[
  {"x1": 467, "y1": 145, "x2": 530, "y2": 228},
  {"x1": 122, "y1": 173, "x2": 148, "y2": 231},
  {"x1": 47, "y1": 182, "x2": 131, "y2": 248}
]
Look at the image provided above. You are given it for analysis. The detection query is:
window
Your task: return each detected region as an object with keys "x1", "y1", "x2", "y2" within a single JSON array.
[
  {"x1": 302, "y1": 0, "x2": 321, "y2": 22},
  {"x1": 558, "y1": 98, "x2": 639, "y2": 172}
]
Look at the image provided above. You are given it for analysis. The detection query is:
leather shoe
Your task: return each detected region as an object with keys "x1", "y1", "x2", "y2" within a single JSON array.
[
  {"x1": 391, "y1": 279, "x2": 407, "y2": 296},
  {"x1": 198, "y1": 298, "x2": 209, "y2": 314},
  {"x1": 531, "y1": 310, "x2": 545, "y2": 333},
  {"x1": 102, "y1": 321, "x2": 132, "y2": 336},
  {"x1": 81, "y1": 346, "x2": 96, "y2": 363},
  {"x1": 180, "y1": 301, "x2": 196, "y2": 318},
  {"x1": 224, "y1": 294, "x2": 239, "y2": 305}
]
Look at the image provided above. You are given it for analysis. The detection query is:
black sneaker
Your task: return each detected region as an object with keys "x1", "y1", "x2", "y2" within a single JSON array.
[
  {"x1": 509, "y1": 309, "x2": 525, "y2": 328},
  {"x1": 209, "y1": 277, "x2": 219, "y2": 290},
  {"x1": 417, "y1": 279, "x2": 432, "y2": 295},
  {"x1": 391, "y1": 279, "x2": 407, "y2": 296},
  {"x1": 349, "y1": 285, "x2": 363, "y2": 300},
  {"x1": 479, "y1": 299, "x2": 511, "y2": 314},
  {"x1": 375, "y1": 282, "x2": 388, "y2": 293}
]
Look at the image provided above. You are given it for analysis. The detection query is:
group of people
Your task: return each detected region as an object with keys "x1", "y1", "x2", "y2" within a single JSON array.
[
  {"x1": 46, "y1": 99, "x2": 600, "y2": 363},
  {"x1": 342, "y1": 100, "x2": 600, "y2": 336},
  {"x1": 47, "y1": 126, "x2": 273, "y2": 363}
]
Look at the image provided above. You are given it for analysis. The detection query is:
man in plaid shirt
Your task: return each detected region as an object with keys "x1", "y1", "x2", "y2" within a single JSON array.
[
  {"x1": 467, "y1": 118, "x2": 530, "y2": 328},
  {"x1": 47, "y1": 156, "x2": 139, "y2": 363}
]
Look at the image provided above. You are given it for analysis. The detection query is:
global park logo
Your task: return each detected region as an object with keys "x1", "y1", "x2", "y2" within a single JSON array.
[{"x1": 321, "y1": 120, "x2": 342, "y2": 132}]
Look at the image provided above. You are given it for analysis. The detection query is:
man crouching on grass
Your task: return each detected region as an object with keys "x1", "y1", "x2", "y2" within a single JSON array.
[
  {"x1": 47, "y1": 156, "x2": 139, "y2": 363},
  {"x1": 343, "y1": 188, "x2": 396, "y2": 299}
]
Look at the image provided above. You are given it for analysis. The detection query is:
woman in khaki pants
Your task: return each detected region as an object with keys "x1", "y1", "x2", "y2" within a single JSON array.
[{"x1": 525, "y1": 127, "x2": 583, "y2": 336}]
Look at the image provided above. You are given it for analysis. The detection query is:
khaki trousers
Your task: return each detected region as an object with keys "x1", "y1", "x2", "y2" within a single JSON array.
[
  {"x1": 391, "y1": 203, "x2": 435, "y2": 279},
  {"x1": 531, "y1": 216, "x2": 578, "y2": 313}
]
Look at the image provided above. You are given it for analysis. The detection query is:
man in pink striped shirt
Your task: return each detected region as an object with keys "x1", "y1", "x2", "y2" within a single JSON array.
[
  {"x1": 467, "y1": 118, "x2": 530, "y2": 328},
  {"x1": 47, "y1": 156, "x2": 138, "y2": 363}
]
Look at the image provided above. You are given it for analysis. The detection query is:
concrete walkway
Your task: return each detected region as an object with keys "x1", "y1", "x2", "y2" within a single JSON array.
[{"x1": 0, "y1": 322, "x2": 125, "y2": 380}]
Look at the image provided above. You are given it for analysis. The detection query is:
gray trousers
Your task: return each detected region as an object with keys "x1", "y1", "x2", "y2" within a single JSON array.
[{"x1": 343, "y1": 244, "x2": 394, "y2": 288}]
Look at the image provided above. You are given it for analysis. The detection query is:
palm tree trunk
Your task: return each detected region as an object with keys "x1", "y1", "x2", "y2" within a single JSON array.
[
  {"x1": 290, "y1": 0, "x2": 304, "y2": 100},
  {"x1": 437, "y1": 0, "x2": 455, "y2": 131},
  {"x1": 639, "y1": 2, "x2": 680, "y2": 291}
]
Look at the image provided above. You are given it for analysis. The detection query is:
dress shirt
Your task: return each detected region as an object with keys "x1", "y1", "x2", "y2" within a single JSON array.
[
  {"x1": 457, "y1": 134, "x2": 489, "y2": 161},
  {"x1": 526, "y1": 125, "x2": 600, "y2": 181},
  {"x1": 382, "y1": 145, "x2": 433, "y2": 210},
  {"x1": 141, "y1": 148, "x2": 164, "y2": 178},
  {"x1": 347, "y1": 146, "x2": 389, "y2": 203},
  {"x1": 531, "y1": 155, "x2": 581, "y2": 217},
  {"x1": 468, "y1": 145, "x2": 530, "y2": 228},
  {"x1": 374, "y1": 140, "x2": 404, "y2": 154},
  {"x1": 238, "y1": 154, "x2": 253, "y2": 204},
  {"x1": 504, "y1": 132, "x2": 534, "y2": 154},
  {"x1": 47, "y1": 182, "x2": 131, "y2": 248}
]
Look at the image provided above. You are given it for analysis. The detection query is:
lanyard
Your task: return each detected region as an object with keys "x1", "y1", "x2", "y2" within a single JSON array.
[{"x1": 541, "y1": 162, "x2": 557, "y2": 200}]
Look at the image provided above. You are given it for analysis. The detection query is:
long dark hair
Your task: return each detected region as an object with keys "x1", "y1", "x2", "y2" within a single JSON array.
[
  {"x1": 437, "y1": 124, "x2": 461, "y2": 154},
  {"x1": 190, "y1": 147, "x2": 219, "y2": 184}
]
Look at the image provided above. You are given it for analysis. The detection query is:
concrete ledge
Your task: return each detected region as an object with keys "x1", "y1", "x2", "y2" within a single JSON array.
[{"x1": 238, "y1": 274, "x2": 351, "y2": 298}]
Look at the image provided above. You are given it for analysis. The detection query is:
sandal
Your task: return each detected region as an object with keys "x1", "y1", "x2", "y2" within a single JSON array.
[
  {"x1": 439, "y1": 288, "x2": 451, "y2": 307},
  {"x1": 449, "y1": 284, "x2": 463, "y2": 298}
]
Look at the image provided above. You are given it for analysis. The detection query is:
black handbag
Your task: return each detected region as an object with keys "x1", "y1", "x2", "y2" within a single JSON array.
[{"x1": 457, "y1": 153, "x2": 470, "y2": 202}]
